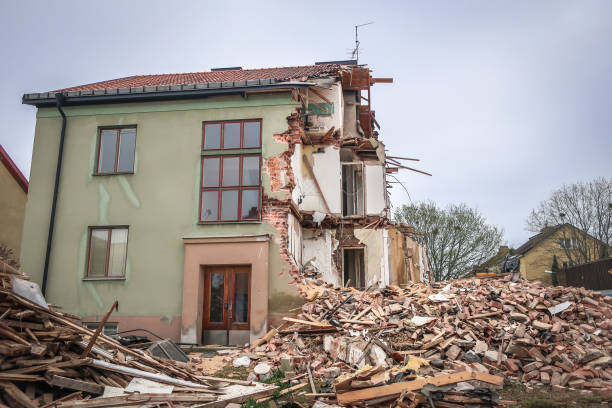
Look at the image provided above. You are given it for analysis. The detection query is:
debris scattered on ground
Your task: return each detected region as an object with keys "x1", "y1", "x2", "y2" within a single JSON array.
[
  {"x1": 227, "y1": 274, "x2": 612, "y2": 406},
  {"x1": 0, "y1": 260, "x2": 278, "y2": 407}
]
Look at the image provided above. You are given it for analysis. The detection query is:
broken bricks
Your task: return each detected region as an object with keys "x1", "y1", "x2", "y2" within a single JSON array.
[{"x1": 238, "y1": 274, "x2": 612, "y2": 405}]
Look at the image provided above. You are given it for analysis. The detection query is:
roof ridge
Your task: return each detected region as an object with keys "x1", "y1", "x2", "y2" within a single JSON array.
[{"x1": 109, "y1": 63, "x2": 343, "y2": 79}]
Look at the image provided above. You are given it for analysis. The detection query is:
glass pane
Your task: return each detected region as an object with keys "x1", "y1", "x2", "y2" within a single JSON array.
[
  {"x1": 202, "y1": 157, "x2": 220, "y2": 187},
  {"x1": 209, "y1": 272, "x2": 225, "y2": 323},
  {"x1": 201, "y1": 190, "x2": 219, "y2": 221},
  {"x1": 244, "y1": 122, "x2": 261, "y2": 148},
  {"x1": 221, "y1": 190, "x2": 239, "y2": 220},
  {"x1": 234, "y1": 273, "x2": 249, "y2": 323},
  {"x1": 242, "y1": 156, "x2": 260, "y2": 186},
  {"x1": 108, "y1": 229, "x2": 128, "y2": 277},
  {"x1": 88, "y1": 230, "x2": 109, "y2": 276},
  {"x1": 204, "y1": 123, "x2": 221, "y2": 150},
  {"x1": 117, "y1": 129, "x2": 136, "y2": 172},
  {"x1": 223, "y1": 123, "x2": 241, "y2": 148},
  {"x1": 98, "y1": 130, "x2": 117, "y2": 173},
  {"x1": 241, "y1": 189, "x2": 260, "y2": 219},
  {"x1": 222, "y1": 157, "x2": 239, "y2": 186}
]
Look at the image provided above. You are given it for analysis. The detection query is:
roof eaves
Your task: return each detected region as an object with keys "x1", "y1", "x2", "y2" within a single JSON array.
[{"x1": 22, "y1": 79, "x2": 314, "y2": 107}]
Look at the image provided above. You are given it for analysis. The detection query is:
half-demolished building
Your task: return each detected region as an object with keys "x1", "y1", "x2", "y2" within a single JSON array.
[{"x1": 21, "y1": 62, "x2": 429, "y2": 345}]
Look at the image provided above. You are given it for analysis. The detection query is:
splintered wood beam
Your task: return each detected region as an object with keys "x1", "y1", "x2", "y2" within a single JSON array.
[
  {"x1": 309, "y1": 87, "x2": 332, "y2": 104},
  {"x1": 80, "y1": 300, "x2": 118, "y2": 359},
  {"x1": 386, "y1": 167, "x2": 399, "y2": 173},
  {"x1": 387, "y1": 155, "x2": 420, "y2": 162},
  {"x1": 337, "y1": 371, "x2": 502, "y2": 405},
  {"x1": 394, "y1": 164, "x2": 432, "y2": 177},
  {"x1": 371, "y1": 77, "x2": 394, "y2": 83}
]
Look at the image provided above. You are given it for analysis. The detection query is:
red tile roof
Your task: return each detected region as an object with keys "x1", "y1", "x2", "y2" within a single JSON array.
[
  {"x1": 54, "y1": 64, "x2": 342, "y2": 92},
  {"x1": 0, "y1": 144, "x2": 28, "y2": 194}
]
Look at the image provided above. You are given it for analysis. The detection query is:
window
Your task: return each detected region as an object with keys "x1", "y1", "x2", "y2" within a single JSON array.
[
  {"x1": 83, "y1": 322, "x2": 118, "y2": 336},
  {"x1": 86, "y1": 227, "x2": 129, "y2": 278},
  {"x1": 200, "y1": 120, "x2": 262, "y2": 222},
  {"x1": 342, "y1": 163, "x2": 364, "y2": 217},
  {"x1": 96, "y1": 127, "x2": 136, "y2": 174},
  {"x1": 559, "y1": 238, "x2": 578, "y2": 249}
]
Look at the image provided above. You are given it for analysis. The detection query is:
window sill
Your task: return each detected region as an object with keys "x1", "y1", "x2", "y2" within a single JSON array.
[
  {"x1": 93, "y1": 172, "x2": 134, "y2": 176},
  {"x1": 82, "y1": 277, "x2": 126, "y2": 282},
  {"x1": 198, "y1": 220, "x2": 262, "y2": 225}
]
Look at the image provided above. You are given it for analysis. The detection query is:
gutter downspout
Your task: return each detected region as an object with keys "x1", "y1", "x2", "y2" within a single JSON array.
[{"x1": 41, "y1": 93, "x2": 67, "y2": 296}]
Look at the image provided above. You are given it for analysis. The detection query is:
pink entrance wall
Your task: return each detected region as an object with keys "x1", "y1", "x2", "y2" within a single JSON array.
[{"x1": 180, "y1": 235, "x2": 270, "y2": 344}]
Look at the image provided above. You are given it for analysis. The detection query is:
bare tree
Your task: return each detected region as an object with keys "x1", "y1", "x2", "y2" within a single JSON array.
[
  {"x1": 395, "y1": 201, "x2": 503, "y2": 281},
  {"x1": 526, "y1": 177, "x2": 612, "y2": 265}
]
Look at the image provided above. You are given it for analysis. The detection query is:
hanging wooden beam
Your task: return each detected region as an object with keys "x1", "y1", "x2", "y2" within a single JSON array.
[
  {"x1": 370, "y1": 77, "x2": 394, "y2": 84},
  {"x1": 387, "y1": 155, "x2": 420, "y2": 161},
  {"x1": 302, "y1": 155, "x2": 331, "y2": 214},
  {"x1": 309, "y1": 87, "x2": 332, "y2": 104}
]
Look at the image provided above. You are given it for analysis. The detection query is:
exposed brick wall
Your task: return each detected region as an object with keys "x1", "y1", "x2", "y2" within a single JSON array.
[{"x1": 261, "y1": 110, "x2": 304, "y2": 278}]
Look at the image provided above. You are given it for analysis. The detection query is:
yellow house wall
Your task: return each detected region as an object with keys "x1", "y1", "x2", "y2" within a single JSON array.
[
  {"x1": 0, "y1": 163, "x2": 27, "y2": 258},
  {"x1": 519, "y1": 226, "x2": 602, "y2": 285}
]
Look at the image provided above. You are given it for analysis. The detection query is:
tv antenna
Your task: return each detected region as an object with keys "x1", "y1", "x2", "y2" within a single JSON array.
[{"x1": 351, "y1": 22, "x2": 374, "y2": 64}]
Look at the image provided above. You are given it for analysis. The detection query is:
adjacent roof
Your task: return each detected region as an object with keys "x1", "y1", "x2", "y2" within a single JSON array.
[
  {"x1": 0, "y1": 144, "x2": 28, "y2": 194},
  {"x1": 23, "y1": 64, "x2": 346, "y2": 107},
  {"x1": 53, "y1": 64, "x2": 343, "y2": 92},
  {"x1": 514, "y1": 223, "x2": 608, "y2": 255}
]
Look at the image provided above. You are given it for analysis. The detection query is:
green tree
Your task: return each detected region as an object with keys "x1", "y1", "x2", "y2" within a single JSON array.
[
  {"x1": 394, "y1": 201, "x2": 503, "y2": 281},
  {"x1": 551, "y1": 255, "x2": 560, "y2": 286}
]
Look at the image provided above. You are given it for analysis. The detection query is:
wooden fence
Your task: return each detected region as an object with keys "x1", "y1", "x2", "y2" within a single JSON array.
[{"x1": 559, "y1": 258, "x2": 612, "y2": 291}]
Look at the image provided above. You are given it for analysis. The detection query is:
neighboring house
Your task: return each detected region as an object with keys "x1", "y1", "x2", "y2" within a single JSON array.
[
  {"x1": 514, "y1": 223, "x2": 608, "y2": 285},
  {"x1": 21, "y1": 62, "x2": 426, "y2": 345},
  {"x1": 0, "y1": 144, "x2": 28, "y2": 259},
  {"x1": 473, "y1": 245, "x2": 513, "y2": 275}
]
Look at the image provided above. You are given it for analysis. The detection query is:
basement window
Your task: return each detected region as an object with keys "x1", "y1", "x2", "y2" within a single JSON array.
[
  {"x1": 96, "y1": 127, "x2": 136, "y2": 174},
  {"x1": 86, "y1": 227, "x2": 129, "y2": 278},
  {"x1": 83, "y1": 322, "x2": 118, "y2": 336},
  {"x1": 342, "y1": 163, "x2": 364, "y2": 217},
  {"x1": 343, "y1": 248, "x2": 365, "y2": 289}
]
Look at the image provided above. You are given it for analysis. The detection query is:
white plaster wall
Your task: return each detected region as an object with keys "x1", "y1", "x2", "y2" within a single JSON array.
[
  {"x1": 299, "y1": 147, "x2": 341, "y2": 215},
  {"x1": 307, "y1": 83, "x2": 343, "y2": 133},
  {"x1": 302, "y1": 229, "x2": 339, "y2": 286},
  {"x1": 365, "y1": 164, "x2": 386, "y2": 216},
  {"x1": 291, "y1": 143, "x2": 305, "y2": 205},
  {"x1": 353, "y1": 228, "x2": 385, "y2": 286}
]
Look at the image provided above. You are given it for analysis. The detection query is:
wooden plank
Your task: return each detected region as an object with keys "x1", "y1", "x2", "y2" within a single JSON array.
[
  {"x1": 0, "y1": 373, "x2": 44, "y2": 382},
  {"x1": 48, "y1": 375, "x2": 104, "y2": 395},
  {"x1": 80, "y1": 300, "x2": 117, "y2": 358},
  {"x1": 336, "y1": 371, "x2": 502, "y2": 405},
  {"x1": 282, "y1": 317, "x2": 330, "y2": 328},
  {"x1": 0, "y1": 381, "x2": 39, "y2": 408}
]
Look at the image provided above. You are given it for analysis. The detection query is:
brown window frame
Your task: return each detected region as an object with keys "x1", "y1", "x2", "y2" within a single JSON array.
[
  {"x1": 200, "y1": 120, "x2": 262, "y2": 223},
  {"x1": 203, "y1": 120, "x2": 262, "y2": 150},
  {"x1": 95, "y1": 126, "x2": 137, "y2": 175},
  {"x1": 85, "y1": 226, "x2": 129, "y2": 278}
]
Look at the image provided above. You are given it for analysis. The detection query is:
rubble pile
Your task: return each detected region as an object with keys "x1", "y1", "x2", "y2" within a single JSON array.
[
  {"x1": 237, "y1": 275, "x2": 612, "y2": 405},
  {"x1": 0, "y1": 261, "x2": 278, "y2": 407}
]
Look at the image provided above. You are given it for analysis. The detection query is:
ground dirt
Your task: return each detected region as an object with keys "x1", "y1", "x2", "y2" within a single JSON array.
[{"x1": 500, "y1": 384, "x2": 611, "y2": 408}]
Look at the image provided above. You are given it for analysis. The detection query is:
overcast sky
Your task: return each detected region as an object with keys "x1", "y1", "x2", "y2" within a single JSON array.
[{"x1": 1, "y1": 0, "x2": 611, "y2": 247}]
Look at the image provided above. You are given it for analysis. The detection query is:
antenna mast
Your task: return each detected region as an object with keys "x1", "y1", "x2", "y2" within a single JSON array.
[{"x1": 351, "y1": 22, "x2": 374, "y2": 64}]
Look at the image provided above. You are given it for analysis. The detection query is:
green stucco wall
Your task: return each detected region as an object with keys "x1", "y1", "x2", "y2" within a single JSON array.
[{"x1": 21, "y1": 93, "x2": 300, "y2": 324}]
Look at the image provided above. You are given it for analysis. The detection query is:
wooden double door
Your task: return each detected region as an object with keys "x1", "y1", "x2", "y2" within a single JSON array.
[{"x1": 203, "y1": 266, "x2": 250, "y2": 338}]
